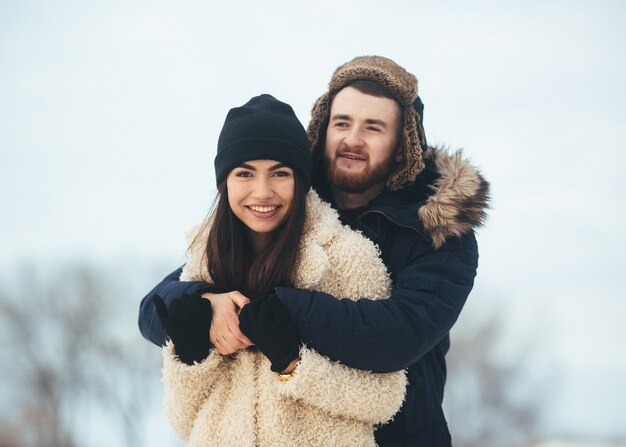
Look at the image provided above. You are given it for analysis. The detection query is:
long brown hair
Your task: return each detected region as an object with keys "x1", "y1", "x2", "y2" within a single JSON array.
[{"x1": 202, "y1": 172, "x2": 307, "y2": 300}]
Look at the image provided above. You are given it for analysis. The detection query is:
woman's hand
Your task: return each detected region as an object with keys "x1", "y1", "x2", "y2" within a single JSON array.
[{"x1": 203, "y1": 291, "x2": 254, "y2": 355}]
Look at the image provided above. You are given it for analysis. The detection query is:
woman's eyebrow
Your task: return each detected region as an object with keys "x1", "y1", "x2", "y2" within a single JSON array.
[
  {"x1": 236, "y1": 162, "x2": 288, "y2": 171},
  {"x1": 269, "y1": 162, "x2": 288, "y2": 171},
  {"x1": 238, "y1": 162, "x2": 256, "y2": 170}
]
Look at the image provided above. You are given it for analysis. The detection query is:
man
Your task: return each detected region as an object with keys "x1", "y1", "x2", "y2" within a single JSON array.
[{"x1": 139, "y1": 56, "x2": 490, "y2": 446}]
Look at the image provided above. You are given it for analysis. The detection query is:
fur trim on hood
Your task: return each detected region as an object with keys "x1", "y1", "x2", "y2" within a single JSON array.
[{"x1": 418, "y1": 147, "x2": 490, "y2": 249}]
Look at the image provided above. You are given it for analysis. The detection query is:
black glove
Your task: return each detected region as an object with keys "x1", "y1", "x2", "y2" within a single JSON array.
[
  {"x1": 239, "y1": 294, "x2": 300, "y2": 373},
  {"x1": 153, "y1": 292, "x2": 213, "y2": 365}
]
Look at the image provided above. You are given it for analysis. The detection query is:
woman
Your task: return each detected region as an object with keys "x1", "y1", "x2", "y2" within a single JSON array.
[{"x1": 154, "y1": 94, "x2": 406, "y2": 447}]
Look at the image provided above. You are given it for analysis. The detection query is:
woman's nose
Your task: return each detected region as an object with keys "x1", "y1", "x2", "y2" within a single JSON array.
[{"x1": 252, "y1": 177, "x2": 274, "y2": 199}]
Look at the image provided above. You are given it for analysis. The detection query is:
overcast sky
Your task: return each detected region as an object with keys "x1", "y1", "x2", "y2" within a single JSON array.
[{"x1": 1, "y1": 0, "x2": 625, "y2": 440}]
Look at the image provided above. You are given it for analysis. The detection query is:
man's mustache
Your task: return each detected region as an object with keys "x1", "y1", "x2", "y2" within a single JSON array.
[{"x1": 335, "y1": 148, "x2": 369, "y2": 159}]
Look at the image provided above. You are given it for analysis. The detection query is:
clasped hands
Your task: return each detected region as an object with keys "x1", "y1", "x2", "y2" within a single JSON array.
[{"x1": 154, "y1": 291, "x2": 300, "y2": 373}]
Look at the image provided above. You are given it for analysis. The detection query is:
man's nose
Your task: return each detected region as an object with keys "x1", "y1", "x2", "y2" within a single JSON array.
[{"x1": 343, "y1": 127, "x2": 365, "y2": 148}]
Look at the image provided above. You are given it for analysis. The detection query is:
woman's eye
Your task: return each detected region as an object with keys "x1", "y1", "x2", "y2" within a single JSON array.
[{"x1": 367, "y1": 127, "x2": 382, "y2": 133}]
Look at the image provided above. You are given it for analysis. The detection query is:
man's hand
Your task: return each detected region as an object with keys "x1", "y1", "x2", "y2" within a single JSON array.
[
  {"x1": 239, "y1": 294, "x2": 301, "y2": 373},
  {"x1": 153, "y1": 293, "x2": 213, "y2": 365},
  {"x1": 203, "y1": 291, "x2": 254, "y2": 355}
]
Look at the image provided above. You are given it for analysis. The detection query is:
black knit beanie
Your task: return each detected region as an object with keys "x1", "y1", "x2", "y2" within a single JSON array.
[{"x1": 214, "y1": 94, "x2": 311, "y2": 188}]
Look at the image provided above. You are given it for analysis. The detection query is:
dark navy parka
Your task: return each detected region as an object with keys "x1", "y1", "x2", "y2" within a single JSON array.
[{"x1": 274, "y1": 186, "x2": 479, "y2": 446}]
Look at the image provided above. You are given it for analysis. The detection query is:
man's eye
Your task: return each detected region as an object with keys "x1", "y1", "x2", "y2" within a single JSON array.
[
  {"x1": 235, "y1": 171, "x2": 253, "y2": 177},
  {"x1": 273, "y1": 171, "x2": 291, "y2": 177}
]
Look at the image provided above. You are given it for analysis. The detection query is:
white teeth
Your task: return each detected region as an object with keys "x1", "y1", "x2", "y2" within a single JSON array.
[{"x1": 249, "y1": 205, "x2": 277, "y2": 213}]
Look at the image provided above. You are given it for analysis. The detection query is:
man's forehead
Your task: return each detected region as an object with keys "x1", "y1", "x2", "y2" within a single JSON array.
[{"x1": 330, "y1": 86, "x2": 401, "y2": 120}]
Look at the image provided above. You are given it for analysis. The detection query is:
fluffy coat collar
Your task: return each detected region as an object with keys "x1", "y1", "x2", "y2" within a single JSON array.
[
  {"x1": 166, "y1": 191, "x2": 405, "y2": 447},
  {"x1": 181, "y1": 190, "x2": 392, "y2": 300}
]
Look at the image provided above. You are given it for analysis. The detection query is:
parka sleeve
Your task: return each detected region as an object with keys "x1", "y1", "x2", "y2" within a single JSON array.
[
  {"x1": 275, "y1": 346, "x2": 406, "y2": 425},
  {"x1": 161, "y1": 343, "x2": 226, "y2": 441},
  {"x1": 274, "y1": 231, "x2": 479, "y2": 373},
  {"x1": 138, "y1": 267, "x2": 213, "y2": 346}
]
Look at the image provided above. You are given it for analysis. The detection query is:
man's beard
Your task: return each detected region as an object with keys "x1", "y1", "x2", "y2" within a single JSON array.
[{"x1": 324, "y1": 149, "x2": 397, "y2": 194}]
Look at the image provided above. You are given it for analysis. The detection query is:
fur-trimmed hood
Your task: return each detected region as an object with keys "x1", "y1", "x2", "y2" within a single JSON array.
[
  {"x1": 304, "y1": 56, "x2": 488, "y2": 248},
  {"x1": 315, "y1": 145, "x2": 490, "y2": 250},
  {"x1": 416, "y1": 147, "x2": 490, "y2": 248}
]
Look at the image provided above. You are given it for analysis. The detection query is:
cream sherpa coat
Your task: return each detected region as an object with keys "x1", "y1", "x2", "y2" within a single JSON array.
[{"x1": 162, "y1": 191, "x2": 407, "y2": 447}]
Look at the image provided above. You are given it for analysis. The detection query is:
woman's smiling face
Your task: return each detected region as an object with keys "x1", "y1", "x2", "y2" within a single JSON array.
[{"x1": 227, "y1": 159, "x2": 295, "y2": 249}]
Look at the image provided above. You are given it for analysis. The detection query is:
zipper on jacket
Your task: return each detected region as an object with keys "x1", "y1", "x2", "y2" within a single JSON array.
[{"x1": 356, "y1": 209, "x2": 424, "y2": 235}]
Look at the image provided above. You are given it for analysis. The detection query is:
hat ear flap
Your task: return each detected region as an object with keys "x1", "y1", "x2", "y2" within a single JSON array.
[
  {"x1": 307, "y1": 93, "x2": 330, "y2": 156},
  {"x1": 387, "y1": 107, "x2": 424, "y2": 190}
]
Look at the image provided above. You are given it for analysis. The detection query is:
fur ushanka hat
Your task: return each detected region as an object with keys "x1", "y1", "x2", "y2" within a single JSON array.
[{"x1": 308, "y1": 56, "x2": 427, "y2": 190}]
